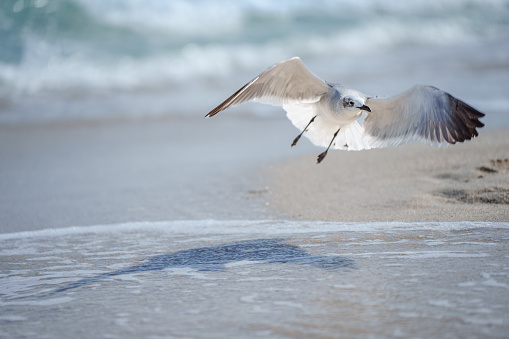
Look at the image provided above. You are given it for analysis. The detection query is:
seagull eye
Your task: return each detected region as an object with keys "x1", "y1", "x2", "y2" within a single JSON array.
[{"x1": 343, "y1": 99, "x2": 355, "y2": 108}]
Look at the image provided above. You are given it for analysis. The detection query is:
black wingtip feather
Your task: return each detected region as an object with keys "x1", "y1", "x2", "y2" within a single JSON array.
[
  {"x1": 205, "y1": 81, "x2": 251, "y2": 118},
  {"x1": 442, "y1": 95, "x2": 485, "y2": 144}
]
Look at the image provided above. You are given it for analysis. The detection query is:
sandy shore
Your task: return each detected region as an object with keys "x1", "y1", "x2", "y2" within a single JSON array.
[
  {"x1": 266, "y1": 127, "x2": 509, "y2": 222},
  {"x1": 1, "y1": 115, "x2": 507, "y2": 233},
  {"x1": 0, "y1": 115, "x2": 308, "y2": 233}
]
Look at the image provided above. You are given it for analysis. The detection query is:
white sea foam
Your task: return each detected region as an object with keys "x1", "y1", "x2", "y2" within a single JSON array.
[
  {"x1": 346, "y1": 251, "x2": 491, "y2": 259},
  {"x1": 1, "y1": 220, "x2": 507, "y2": 241},
  {"x1": 0, "y1": 297, "x2": 75, "y2": 307},
  {"x1": 0, "y1": 315, "x2": 27, "y2": 322}
]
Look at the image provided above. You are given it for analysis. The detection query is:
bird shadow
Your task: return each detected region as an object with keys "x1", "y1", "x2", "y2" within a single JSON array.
[{"x1": 49, "y1": 238, "x2": 354, "y2": 295}]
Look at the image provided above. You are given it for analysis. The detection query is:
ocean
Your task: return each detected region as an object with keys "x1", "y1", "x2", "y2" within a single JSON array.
[{"x1": 0, "y1": 0, "x2": 508, "y2": 124}]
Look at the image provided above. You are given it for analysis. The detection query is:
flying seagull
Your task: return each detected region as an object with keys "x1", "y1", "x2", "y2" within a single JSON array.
[{"x1": 206, "y1": 57, "x2": 484, "y2": 164}]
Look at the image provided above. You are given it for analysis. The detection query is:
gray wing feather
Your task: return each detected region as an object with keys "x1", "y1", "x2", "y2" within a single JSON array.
[
  {"x1": 364, "y1": 85, "x2": 484, "y2": 147},
  {"x1": 206, "y1": 57, "x2": 329, "y2": 117}
]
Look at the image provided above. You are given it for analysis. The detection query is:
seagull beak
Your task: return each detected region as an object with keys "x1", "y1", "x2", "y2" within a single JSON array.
[{"x1": 358, "y1": 105, "x2": 371, "y2": 112}]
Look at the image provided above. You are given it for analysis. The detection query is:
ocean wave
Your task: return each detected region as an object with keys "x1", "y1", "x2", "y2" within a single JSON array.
[
  {"x1": 2, "y1": 0, "x2": 508, "y2": 89},
  {"x1": 0, "y1": 0, "x2": 508, "y2": 121}
]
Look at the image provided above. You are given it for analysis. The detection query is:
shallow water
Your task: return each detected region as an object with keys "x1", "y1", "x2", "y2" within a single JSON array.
[{"x1": 1, "y1": 221, "x2": 508, "y2": 338}]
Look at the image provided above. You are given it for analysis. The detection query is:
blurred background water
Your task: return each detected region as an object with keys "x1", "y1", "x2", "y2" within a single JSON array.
[{"x1": 0, "y1": 0, "x2": 508, "y2": 123}]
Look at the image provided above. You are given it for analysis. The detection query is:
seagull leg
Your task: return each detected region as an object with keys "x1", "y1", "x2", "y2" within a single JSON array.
[
  {"x1": 317, "y1": 128, "x2": 340, "y2": 164},
  {"x1": 291, "y1": 115, "x2": 317, "y2": 147}
]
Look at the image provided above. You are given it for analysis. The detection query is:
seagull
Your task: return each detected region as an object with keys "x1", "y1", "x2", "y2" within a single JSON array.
[{"x1": 206, "y1": 57, "x2": 484, "y2": 164}]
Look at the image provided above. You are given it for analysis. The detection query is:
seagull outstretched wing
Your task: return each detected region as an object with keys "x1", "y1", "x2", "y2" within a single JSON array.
[
  {"x1": 206, "y1": 57, "x2": 330, "y2": 117},
  {"x1": 364, "y1": 85, "x2": 485, "y2": 147}
]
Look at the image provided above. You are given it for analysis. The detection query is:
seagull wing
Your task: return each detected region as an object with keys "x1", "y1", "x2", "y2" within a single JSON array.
[
  {"x1": 363, "y1": 85, "x2": 485, "y2": 148},
  {"x1": 206, "y1": 57, "x2": 330, "y2": 117}
]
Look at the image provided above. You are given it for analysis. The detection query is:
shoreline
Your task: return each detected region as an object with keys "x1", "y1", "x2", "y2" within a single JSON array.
[
  {"x1": 265, "y1": 127, "x2": 509, "y2": 222},
  {"x1": 1, "y1": 114, "x2": 507, "y2": 234},
  {"x1": 0, "y1": 115, "x2": 307, "y2": 233}
]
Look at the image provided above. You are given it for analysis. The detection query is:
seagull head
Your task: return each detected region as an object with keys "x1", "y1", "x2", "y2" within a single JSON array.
[{"x1": 342, "y1": 96, "x2": 371, "y2": 113}]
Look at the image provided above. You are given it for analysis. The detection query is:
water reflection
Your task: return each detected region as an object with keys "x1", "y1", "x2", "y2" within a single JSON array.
[{"x1": 52, "y1": 238, "x2": 353, "y2": 294}]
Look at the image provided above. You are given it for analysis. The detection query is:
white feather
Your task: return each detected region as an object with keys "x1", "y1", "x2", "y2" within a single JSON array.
[{"x1": 284, "y1": 103, "x2": 372, "y2": 151}]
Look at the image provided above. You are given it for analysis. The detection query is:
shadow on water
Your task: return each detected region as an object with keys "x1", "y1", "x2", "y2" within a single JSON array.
[{"x1": 50, "y1": 238, "x2": 354, "y2": 295}]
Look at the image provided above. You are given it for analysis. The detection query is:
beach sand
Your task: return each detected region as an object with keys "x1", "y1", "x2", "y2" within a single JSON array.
[
  {"x1": 1, "y1": 116, "x2": 507, "y2": 233},
  {"x1": 266, "y1": 127, "x2": 509, "y2": 222},
  {"x1": 0, "y1": 115, "x2": 307, "y2": 233}
]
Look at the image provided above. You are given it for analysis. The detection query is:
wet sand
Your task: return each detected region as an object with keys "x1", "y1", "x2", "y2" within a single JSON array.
[
  {"x1": 0, "y1": 115, "x2": 306, "y2": 233},
  {"x1": 267, "y1": 127, "x2": 509, "y2": 222},
  {"x1": 1, "y1": 116, "x2": 507, "y2": 234}
]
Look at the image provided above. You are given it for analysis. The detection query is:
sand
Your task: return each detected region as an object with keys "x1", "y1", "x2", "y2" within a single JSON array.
[
  {"x1": 266, "y1": 127, "x2": 509, "y2": 222},
  {"x1": 1, "y1": 115, "x2": 507, "y2": 233},
  {"x1": 0, "y1": 115, "x2": 307, "y2": 233}
]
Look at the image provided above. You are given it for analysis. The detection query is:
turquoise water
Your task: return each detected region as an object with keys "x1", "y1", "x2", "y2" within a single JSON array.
[{"x1": 1, "y1": 0, "x2": 508, "y2": 122}]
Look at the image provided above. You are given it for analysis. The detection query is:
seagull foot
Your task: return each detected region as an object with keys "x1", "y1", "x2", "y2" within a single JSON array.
[
  {"x1": 291, "y1": 135, "x2": 301, "y2": 147},
  {"x1": 317, "y1": 151, "x2": 328, "y2": 164}
]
